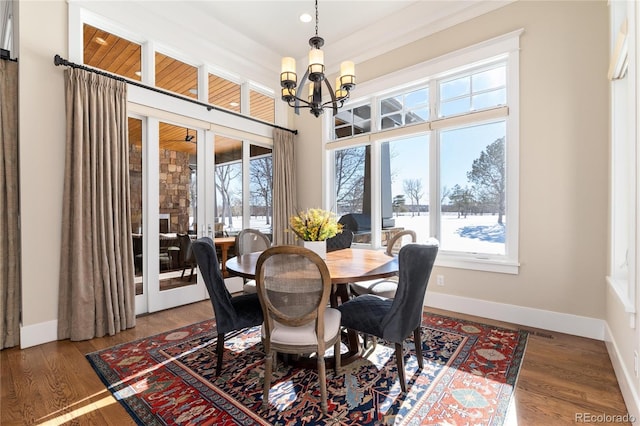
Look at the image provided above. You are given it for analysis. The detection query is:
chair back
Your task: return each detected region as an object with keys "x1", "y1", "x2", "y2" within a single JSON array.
[
  {"x1": 326, "y1": 229, "x2": 354, "y2": 252},
  {"x1": 256, "y1": 246, "x2": 332, "y2": 337},
  {"x1": 235, "y1": 229, "x2": 271, "y2": 255},
  {"x1": 191, "y1": 237, "x2": 238, "y2": 333},
  {"x1": 385, "y1": 230, "x2": 417, "y2": 256},
  {"x1": 380, "y1": 240, "x2": 439, "y2": 342},
  {"x1": 177, "y1": 233, "x2": 194, "y2": 264}
]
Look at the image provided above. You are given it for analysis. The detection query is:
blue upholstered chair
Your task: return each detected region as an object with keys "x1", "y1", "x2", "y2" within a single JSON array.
[
  {"x1": 191, "y1": 237, "x2": 264, "y2": 376},
  {"x1": 337, "y1": 240, "x2": 438, "y2": 392},
  {"x1": 350, "y1": 230, "x2": 417, "y2": 298}
]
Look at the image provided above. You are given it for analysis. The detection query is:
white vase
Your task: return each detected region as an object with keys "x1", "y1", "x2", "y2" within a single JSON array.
[{"x1": 303, "y1": 240, "x2": 327, "y2": 259}]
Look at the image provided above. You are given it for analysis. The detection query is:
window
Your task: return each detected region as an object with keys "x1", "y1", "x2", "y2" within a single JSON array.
[
  {"x1": 209, "y1": 73, "x2": 241, "y2": 113},
  {"x1": 327, "y1": 31, "x2": 520, "y2": 273},
  {"x1": 334, "y1": 104, "x2": 372, "y2": 139},
  {"x1": 250, "y1": 88, "x2": 275, "y2": 123},
  {"x1": 215, "y1": 137, "x2": 243, "y2": 235},
  {"x1": 439, "y1": 65, "x2": 506, "y2": 117},
  {"x1": 155, "y1": 52, "x2": 198, "y2": 100},
  {"x1": 439, "y1": 121, "x2": 505, "y2": 255},
  {"x1": 380, "y1": 88, "x2": 429, "y2": 129},
  {"x1": 83, "y1": 24, "x2": 141, "y2": 81},
  {"x1": 249, "y1": 145, "x2": 273, "y2": 234}
]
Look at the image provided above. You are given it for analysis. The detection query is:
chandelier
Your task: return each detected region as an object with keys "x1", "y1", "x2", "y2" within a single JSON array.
[{"x1": 280, "y1": 0, "x2": 356, "y2": 117}]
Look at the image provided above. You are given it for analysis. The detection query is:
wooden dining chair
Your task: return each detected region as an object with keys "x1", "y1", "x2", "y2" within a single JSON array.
[
  {"x1": 255, "y1": 245, "x2": 341, "y2": 415},
  {"x1": 338, "y1": 241, "x2": 438, "y2": 393},
  {"x1": 191, "y1": 237, "x2": 264, "y2": 376},
  {"x1": 235, "y1": 229, "x2": 271, "y2": 294},
  {"x1": 350, "y1": 229, "x2": 417, "y2": 298}
]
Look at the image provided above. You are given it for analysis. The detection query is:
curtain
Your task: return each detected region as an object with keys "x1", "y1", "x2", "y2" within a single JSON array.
[
  {"x1": 272, "y1": 128, "x2": 298, "y2": 245},
  {"x1": 58, "y1": 68, "x2": 135, "y2": 341},
  {"x1": 0, "y1": 59, "x2": 20, "y2": 349}
]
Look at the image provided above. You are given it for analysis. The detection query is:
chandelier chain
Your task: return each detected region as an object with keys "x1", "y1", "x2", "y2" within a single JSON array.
[{"x1": 315, "y1": 0, "x2": 319, "y2": 37}]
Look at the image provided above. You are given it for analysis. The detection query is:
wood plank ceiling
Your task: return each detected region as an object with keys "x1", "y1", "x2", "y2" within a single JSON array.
[{"x1": 83, "y1": 23, "x2": 274, "y2": 158}]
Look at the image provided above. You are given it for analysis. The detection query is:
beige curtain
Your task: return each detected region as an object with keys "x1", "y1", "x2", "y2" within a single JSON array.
[
  {"x1": 272, "y1": 128, "x2": 298, "y2": 245},
  {"x1": 0, "y1": 59, "x2": 20, "y2": 349},
  {"x1": 58, "y1": 68, "x2": 135, "y2": 341}
]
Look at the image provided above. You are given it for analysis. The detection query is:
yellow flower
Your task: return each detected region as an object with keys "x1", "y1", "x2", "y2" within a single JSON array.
[{"x1": 289, "y1": 208, "x2": 343, "y2": 241}]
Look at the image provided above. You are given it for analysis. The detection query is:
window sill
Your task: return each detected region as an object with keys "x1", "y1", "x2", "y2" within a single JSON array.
[
  {"x1": 435, "y1": 252, "x2": 519, "y2": 274},
  {"x1": 606, "y1": 276, "x2": 636, "y2": 314}
]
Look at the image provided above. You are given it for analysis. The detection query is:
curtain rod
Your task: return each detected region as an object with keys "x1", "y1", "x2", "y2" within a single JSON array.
[{"x1": 53, "y1": 54, "x2": 297, "y2": 135}]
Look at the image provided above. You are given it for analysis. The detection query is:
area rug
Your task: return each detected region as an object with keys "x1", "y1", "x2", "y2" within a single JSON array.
[{"x1": 86, "y1": 312, "x2": 528, "y2": 425}]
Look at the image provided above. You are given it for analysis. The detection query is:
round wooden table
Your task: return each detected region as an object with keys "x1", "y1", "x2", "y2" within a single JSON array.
[
  {"x1": 225, "y1": 247, "x2": 399, "y2": 365},
  {"x1": 226, "y1": 247, "x2": 398, "y2": 285}
]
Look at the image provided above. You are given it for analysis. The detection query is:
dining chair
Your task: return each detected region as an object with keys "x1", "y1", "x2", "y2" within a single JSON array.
[
  {"x1": 350, "y1": 230, "x2": 417, "y2": 298},
  {"x1": 177, "y1": 233, "x2": 196, "y2": 281},
  {"x1": 337, "y1": 240, "x2": 438, "y2": 393},
  {"x1": 235, "y1": 229, "x2": 272, "y2": 294},
  {"x1": 191, "y1": 237, "x2": 264, "y2": 376},
  {"x1": 255, "y1": 245, "x2": 341, "y2": 415}
]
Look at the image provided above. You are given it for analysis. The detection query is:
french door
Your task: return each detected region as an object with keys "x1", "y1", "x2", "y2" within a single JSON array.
[{"x1": 129, "y1": 114, "x2": 214, "y2": 314}]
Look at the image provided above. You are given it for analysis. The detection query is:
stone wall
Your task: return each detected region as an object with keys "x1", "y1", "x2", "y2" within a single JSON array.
[{"x1": 129, "y1": 144, "x2": 192, "y2": 233}]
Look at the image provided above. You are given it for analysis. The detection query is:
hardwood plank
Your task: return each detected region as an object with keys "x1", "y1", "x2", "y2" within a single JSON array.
[{"x1": 0, "y1": 301, "x2": 632, "y2": 425}]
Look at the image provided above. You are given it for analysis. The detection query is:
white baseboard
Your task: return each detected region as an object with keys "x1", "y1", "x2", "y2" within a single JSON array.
[
  {"x1": 20, "y1": 319, "x2": 58, "y2": 349},
  {"x1": 426, "y1": 291, "x2": 605, "y2": 340},
  {"x1": 604, "y1": 323, "x2": 640, "y2": 425}
]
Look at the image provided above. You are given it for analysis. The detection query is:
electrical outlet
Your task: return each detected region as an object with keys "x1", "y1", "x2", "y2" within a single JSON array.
[{"x1": 436, "y1": 275, "x2": 445, "y2": 286}]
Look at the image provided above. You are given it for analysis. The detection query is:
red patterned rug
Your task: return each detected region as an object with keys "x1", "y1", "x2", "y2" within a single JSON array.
[{"x1": 86, "y1": 312, "x2": 528, "y2": 425}]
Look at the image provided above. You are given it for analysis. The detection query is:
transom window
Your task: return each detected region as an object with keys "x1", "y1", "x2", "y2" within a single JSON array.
[
  {"x1": 380, "y1": 87, "x2": 429, "y2": 130},
  {"x1": 439, "y1": 64, "x2": 506, "y2": 117}
]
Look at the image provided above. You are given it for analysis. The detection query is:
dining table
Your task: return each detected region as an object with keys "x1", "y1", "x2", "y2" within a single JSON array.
[{"x1": 225, "y1": 247, "x2": 399, "y2": 364}]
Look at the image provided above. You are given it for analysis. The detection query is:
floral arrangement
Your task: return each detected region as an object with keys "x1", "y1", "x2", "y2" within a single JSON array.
[{"x1": 289, "y1": 208, "x2": 343, "y2": 241}]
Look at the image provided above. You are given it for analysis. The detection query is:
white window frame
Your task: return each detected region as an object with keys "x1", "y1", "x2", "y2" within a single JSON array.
[{"x1": 324, "y1": 29, "x2": 522, "y2": 274}]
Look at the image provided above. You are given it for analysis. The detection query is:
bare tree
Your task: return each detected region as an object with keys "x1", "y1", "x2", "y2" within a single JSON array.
[
  {"x1": 250, "y1": 156, "x2": 273, "y2": 225},
  {"x1": 215, "y1": 163, "x2": 241, "y2": 228},
  {"x1": 335, "y1": 147, "x2": 365, "y2": 213},
  {"x1": 403, "y1": 178, "x2": 424, "y2": 216}
]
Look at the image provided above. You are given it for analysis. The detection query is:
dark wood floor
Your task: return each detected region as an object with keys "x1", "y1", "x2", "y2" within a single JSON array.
[{"x1": 1, "y1": 301, "x2": 631, "y2": 425}]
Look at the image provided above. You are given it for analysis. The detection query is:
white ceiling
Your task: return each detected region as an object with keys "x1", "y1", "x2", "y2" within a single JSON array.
[{"x1": 76, "y1": 0, "x2": 513, "y2": 88}]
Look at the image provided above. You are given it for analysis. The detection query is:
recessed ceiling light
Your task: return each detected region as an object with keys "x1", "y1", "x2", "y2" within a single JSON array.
[
  {"x1": 299, "y1": 12, "x2": 312, "y2": 23},
  {"x1": 189, "y1": 88, "x2": 198, "y2": 95},
  {"x1": 134, "y1": 71, "x2": 142, "y2": 77},
  {"x1": 229, "y1": 102, "x2": 239, "y2": 107},
  {"x1": 95, "y1": 37, "x2": 107, "y2": 45}
]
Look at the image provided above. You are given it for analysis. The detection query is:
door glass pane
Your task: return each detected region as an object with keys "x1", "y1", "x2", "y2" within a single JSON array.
[
  {"x1": 155, "y1": 52, "x2": 198, "y2": 99},
  {"x1": 249, "y1": 145, "x2": 273, "y2": 236},
  {"x1": 215, "y1": 136, "x2": 243, "y2": 236},
  {"x1": 158, "y1": 122, "x2": 198, "y2": 290},
  {"x1": 440, "y1": 121, "x2": 506, "y2": 255},
  {"x1": 384, "y1": 135, "x2": 430, "y2": 249},
  {"x1": 129, "y1": 117, "x2": 144, "y2": 295},
  {"x1": 83, "y1": 24, "x2": 141, "y2": 81},
  {"x1": 334, "y1": 146, "x2": 370, "y2": 243}
]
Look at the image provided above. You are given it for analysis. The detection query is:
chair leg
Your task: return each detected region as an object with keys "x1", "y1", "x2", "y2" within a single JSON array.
[
  {"x1": 189, "y1": 265, "x2": 195, "y2": 282},
  {"x1": 215, "y1": 334, "x2": 225, "y2": 376},
  {"x1": 317, "y1": 354, "x2": 328, "y2": 415},
  {"x1": 263, "y1": 350, "x2": 274, "y2": 411},
  {"x1": 413, "y1": 327, "x2": 423, "y2": 369},
  {"x1": 395, "y1": 342, "x2": 407, "y2": 393},
  {"x1": 334, "y1": 339, "x2": 341, "y2": 374}
]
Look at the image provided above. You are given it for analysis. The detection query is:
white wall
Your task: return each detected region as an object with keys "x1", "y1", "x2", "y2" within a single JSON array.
[{"x1": 18, "y1": 0, "x2": 67, "y2": 347}]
